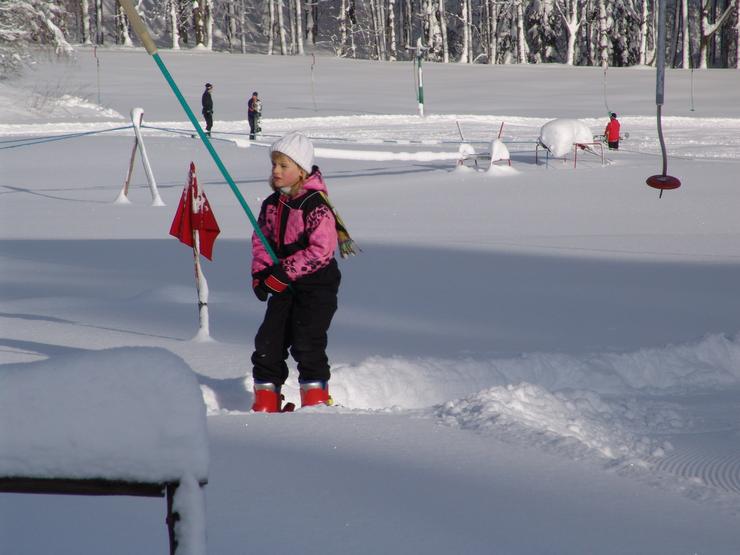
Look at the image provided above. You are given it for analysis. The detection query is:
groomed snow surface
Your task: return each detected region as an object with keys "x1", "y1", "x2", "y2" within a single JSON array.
[{"x1": 1, "y1": 50, "x2": 740, "y2": 554}]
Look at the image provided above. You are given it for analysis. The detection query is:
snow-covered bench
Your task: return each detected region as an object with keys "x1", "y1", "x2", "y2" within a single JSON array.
[{"x1": 0, "y1": 347, "x2": 209, "y2": 555}]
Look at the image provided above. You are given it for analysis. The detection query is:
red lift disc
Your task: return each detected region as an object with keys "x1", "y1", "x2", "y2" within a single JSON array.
[{"x1": 646, "y1": 174, "x2": 681, "y2": 190}]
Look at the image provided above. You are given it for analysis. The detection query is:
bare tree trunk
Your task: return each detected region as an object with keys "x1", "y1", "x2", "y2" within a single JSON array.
[
  {"x1": 240, "y1": 0, "x2": 247, "y2": 53},
  {"x1": 460, "y1": 0, "x2": 469, "y2": 62},
  {"x1": 268, "y1": 0, "x2": 275, "y2": 54},
  {"x1": 389, "y1": 0, "x2": 398, "y2": 60},
  {"x1": 555, "y1": 0, "x2": 584, "y2": 65},
  {"x1": 468, "y1": 0, "x2": 474, "y2": 61},
  {"x1": 379, "y1": 0, "x2": 388, "y2": 59},
  {"x1": 681, "y1": 0, "x2": 690, "y2": 66},
  {"x1": 117, "y1": 1, "x2": 133, "y2": 46},
  {"x1": 277, "y1": 0, "x2": 288, "y2": 54},
  {"x1": 488, "y1": 0, "x2": 499, "y2": 64},
  {"x1": 296, "y1": 0, "x2": 304, "y2": 54},
  {"x1": 439, "y1": 0, "x2": 449, "y2": 62},
  {"x1": 289, "y1": 0, "x2": 296, "y2": 53},
  {"x1": 339, "y1": 0, "x2": 348, "y2": 54},
  {"x1": 349, "y1": 0, "x2": 358, "y2": 58},
  {"x1": 516, "y1": 0, "x2": 528, "y2": 63},
  {"x1": 193, "y1": 1, "x2": 205, "y2": 47},
  {"x1": 598, "y1": 0, "x2": 609, "y2": 67},
  {"x1": 205, "y1": 0, "x2": 213, "y2": 49},
  {"x1": 306, "y1": 1, "x2": 317, "y2": 46},
  {"x1": 735, "y1": 0, "x2": 740, "y2": 68},
  {"x1": 95, "y1": 0, "x2": 104, "y2": 44},
  {"x1": 170, "y1": 0, "x2": 181, "y2": 49},
  {"x1": 636, "y1": 0, "x2": 649, "y2": 64},
  {"x1": 226, "y1": 0, "x2": 236, "y2": 51},
  {"x1": 81, "y1": 0, "x2": 92, "y2": 44},
  {"x1": 404, "y1": 0, "x2": 413, "y2": 47}
]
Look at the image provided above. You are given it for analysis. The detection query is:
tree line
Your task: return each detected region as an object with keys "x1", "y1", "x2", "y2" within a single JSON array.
[{"x1": 2, "y1": 0, "x2": 738, "y2": 78}]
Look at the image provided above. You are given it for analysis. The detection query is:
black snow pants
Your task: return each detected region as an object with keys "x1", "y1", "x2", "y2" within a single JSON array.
[
  {"x1": 248, "y1": 113, "x2": 257, "y2": 139},
  {"x1": 203, "y1": 111, "x2": 213, "y2": 134},
  {"x1": 252, "y1": 270, "x2": 340, "y2": 387}
]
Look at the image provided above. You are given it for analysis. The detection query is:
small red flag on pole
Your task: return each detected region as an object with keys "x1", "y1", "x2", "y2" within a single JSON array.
[
  {"x1": 169, "y1": 162, "x2": 220, "y2": 260},
  {"x1": 170, "y1": 162, "x2": 220, "y2": 341}
]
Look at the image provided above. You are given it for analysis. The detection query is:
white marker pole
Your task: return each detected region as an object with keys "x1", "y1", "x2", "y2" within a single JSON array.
[{"x1": 131, "y1": 107, "x2": 165, "y2": 206}]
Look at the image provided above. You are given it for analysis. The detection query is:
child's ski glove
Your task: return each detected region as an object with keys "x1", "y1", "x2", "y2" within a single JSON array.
[
  {"x1": 252, "y1": 267, "x2": 272, "y2": 302},
  {"x1": 263, "y1": 265, "x2": 290, "y2": 295},
  {"x1": 252, "y1": 265, "x2": 290, "y2": 299}
]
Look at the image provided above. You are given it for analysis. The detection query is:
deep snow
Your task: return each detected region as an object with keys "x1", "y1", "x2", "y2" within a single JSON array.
[{"x1": 1, "y1": 48, "x2": 740, "y2": 554}]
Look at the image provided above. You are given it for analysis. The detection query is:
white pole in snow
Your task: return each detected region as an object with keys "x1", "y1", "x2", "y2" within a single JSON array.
[
  {"x1": 191, "y1": 229, "x2": 211, "y2": 341},
  {"x1": 130, "y1": 107, "x2": 165, "y2": 207},
  {"x1": 190, "y1": 177, "x2": 211, "y2": 342}
]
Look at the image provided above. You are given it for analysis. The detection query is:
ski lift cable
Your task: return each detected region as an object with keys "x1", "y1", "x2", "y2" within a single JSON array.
[{"x1": 0, "y1": 125, "x2": 134, "y2": 150}]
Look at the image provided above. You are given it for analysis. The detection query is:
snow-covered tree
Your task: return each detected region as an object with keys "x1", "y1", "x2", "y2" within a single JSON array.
[
  {"x1": 388, "y1": 0, "x2": 398, "y2": 61},
  {"x1": 0, "y1": 0, "x2": 75, "y2": 79},
  {"x1": 698, "y1": 0, "x2": 735, "y2": 68},
  {"x1": 554, "y1": 0, "x2": 587, "y2": 64}
]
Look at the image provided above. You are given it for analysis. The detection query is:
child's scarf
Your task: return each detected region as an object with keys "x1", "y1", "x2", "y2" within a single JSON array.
[{"x1": 318, "y1": 191, "x2": 360, "y2": 258}]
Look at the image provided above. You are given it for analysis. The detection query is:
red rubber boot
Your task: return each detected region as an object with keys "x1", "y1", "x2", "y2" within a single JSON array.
[
  {"x1": 251, "y1": 382, "x2": 281, "y2": 413},
  {"x1": 300, "y1": 381, "x2": 332, "y2": 408}
]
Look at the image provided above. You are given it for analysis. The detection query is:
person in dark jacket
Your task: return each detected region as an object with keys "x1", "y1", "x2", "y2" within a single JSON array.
[
  {"x1": 247, "y1": 91, "x2": 261, "y2": 140},
  {"x1": 604, "y1": 112, "x2": 621, "y2": 150},
  {"x1": 201, "y1": 83, "x2": 214, "y2": 137}
]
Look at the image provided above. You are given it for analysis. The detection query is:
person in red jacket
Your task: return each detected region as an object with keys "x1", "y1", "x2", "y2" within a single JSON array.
[{"x1": 604, "y1": 113, "x2": 621, "y2": 150}]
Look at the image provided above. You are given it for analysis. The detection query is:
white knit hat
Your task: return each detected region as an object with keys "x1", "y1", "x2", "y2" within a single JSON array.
[{"x1": 270, "y1": 132, "x2": 315, "y2": 174}]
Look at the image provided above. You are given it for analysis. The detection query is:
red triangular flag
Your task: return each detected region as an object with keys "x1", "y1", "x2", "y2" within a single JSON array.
[{"x1": 169, "y1": 162, "x2": 220, "y2": 260}]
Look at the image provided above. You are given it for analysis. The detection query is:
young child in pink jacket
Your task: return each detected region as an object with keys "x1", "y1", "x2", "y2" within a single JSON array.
[{"x1": 250, "y1": 132, "x2": 353, "y2": 412}]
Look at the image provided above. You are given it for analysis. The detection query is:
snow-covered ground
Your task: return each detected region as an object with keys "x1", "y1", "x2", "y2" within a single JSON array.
[{"x1": 1, "y1": 48, "x2": 740, "y2": 554}]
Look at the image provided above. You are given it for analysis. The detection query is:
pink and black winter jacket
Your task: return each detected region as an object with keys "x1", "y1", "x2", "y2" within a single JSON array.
[{"x1": 252, "y1": 169, "x2": 340, "y2": 287}]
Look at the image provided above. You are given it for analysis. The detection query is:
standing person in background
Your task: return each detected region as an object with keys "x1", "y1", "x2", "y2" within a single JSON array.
[
  {"x1": 202, "y1": 83, "x2": 214, "y2": 137},
  {"x1": 248, "y1": 91, "x2": 261, "y2": 140},
  {"x1": 604, "y1": 112, "x2": 621, "y2": 150}
]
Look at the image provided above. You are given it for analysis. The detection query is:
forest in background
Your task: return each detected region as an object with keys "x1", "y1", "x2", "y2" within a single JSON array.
[{"x1": 1, "y1": 0, "x2": 738, "y2": 79}]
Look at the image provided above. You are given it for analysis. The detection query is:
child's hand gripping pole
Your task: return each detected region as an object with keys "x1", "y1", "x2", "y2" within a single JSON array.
[{"x1": 118, "y1": 0, "x2": 280, "y2": 268}]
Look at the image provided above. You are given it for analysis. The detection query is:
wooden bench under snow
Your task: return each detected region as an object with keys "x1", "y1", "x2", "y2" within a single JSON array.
[{"x1": 0, "y1": 347, "x2": 209, "y2": 555}]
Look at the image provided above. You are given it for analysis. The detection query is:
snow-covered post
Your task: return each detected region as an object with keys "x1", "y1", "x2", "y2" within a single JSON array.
[
  {"x1": 169, "y1": 163, "x2": 220, "y2": 341},
  {"x1": 129, "y1": 107, "x2": 164, "y2": 206},
  {"x1": 190, "y1": 176, "x2": 211, "y2": 342}
]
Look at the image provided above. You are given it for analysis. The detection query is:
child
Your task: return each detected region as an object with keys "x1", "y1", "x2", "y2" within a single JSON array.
[
  {"x1": 604, "y1": 112, "x2": 621, "y2": 150},
  {"x1": 250, "y1": 132, "x2": 354, "y2": 412}
]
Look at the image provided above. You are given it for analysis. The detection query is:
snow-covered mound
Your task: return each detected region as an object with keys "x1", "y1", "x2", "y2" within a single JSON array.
[
  {"x1": 329, "y1": 333, "x2": 740, "y2": 411},
  {"x1": 539, "y1": 118, "x2": 595, "y2": 157},
  {"x1": 433, "y1": 382, "x2": 673, "y2": 462},
  {"x1": 0, "y1": 347, "x2": 209, "y2": 482}
]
